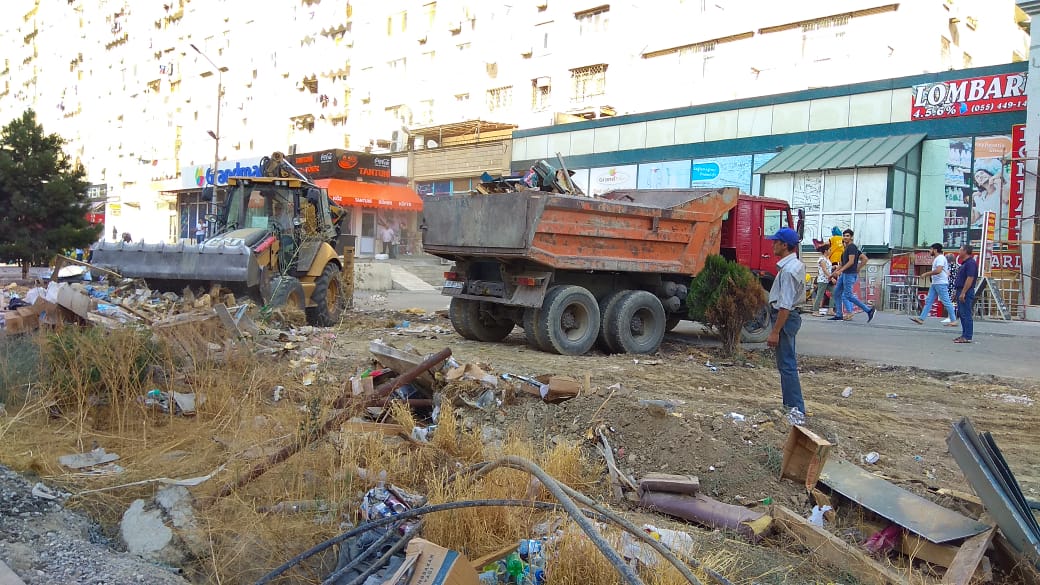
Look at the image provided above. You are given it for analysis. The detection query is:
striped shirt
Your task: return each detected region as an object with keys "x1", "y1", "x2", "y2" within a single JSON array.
[{"x1": 768, "y1": 253, "x2": 806, "y2": 312}]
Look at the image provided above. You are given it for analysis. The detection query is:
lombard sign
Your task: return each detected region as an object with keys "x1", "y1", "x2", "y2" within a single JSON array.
[
  {"x1": 181, "y1": 157, "x2": 263, "y2": 189},
  {"x1": 292, "y1": 149, "x2": 392, "y2": 183},
  {"x1": 911, "y1": 72, "x2": 1027, "y2": 120}
]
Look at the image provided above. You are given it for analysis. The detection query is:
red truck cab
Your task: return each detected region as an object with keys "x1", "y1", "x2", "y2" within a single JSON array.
[{"x1": 720, "y1": 195, "x2": 801, "y2": 287}]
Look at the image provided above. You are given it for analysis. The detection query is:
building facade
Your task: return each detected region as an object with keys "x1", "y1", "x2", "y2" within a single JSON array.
[
  {"x1": 0, "y1": 0, "x2": 1030, "y2": 246},
  {"x1": 512, "y1": 63, "x2": 1030, "y2": 315}
]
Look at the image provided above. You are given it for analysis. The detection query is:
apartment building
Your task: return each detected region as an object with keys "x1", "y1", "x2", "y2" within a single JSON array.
[{"x1": 0, "y1": 0, "x2": 1029, "y2": 244}]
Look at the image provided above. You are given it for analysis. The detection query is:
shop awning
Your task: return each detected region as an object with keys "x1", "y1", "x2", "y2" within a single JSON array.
[
  {"x1": 755, "y1": 134, "x2": 926, "y2": 174},
  {"x1": 315, "y1": 179, "x2": 423, "y2": 210}
]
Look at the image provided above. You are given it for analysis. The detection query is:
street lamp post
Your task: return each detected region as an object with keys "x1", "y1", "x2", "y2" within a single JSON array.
[{"x1": 190, "y1": 44, "x2": 227, "y2": 204}]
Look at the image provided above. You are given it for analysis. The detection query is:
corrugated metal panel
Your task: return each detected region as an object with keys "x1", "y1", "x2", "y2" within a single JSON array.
[{"x1": 755, "y1": 134, "x2": 925, "y2": 174}]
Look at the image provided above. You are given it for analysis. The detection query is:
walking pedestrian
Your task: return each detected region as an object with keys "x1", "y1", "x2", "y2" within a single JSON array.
[
  {"x1": 765, "y1": 227, "x2": 807, "y2": 423},
  {"x1": 828, "y1": 228, "x2": 876, "y2": 323},
  {"x1": 909, "y1": 243, "x2": 957, "y2": 326},
  {"x1": 811, "y1": 241, "x2": 834, "y2": 316},
  {"x1": 953, "y1": 244, "x2": 978, "y2": 344}
]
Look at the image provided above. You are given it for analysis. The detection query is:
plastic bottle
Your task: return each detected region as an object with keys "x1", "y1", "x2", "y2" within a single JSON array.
[{"x1": 505, "y1": 553, "x2": 525, "y2": 584}]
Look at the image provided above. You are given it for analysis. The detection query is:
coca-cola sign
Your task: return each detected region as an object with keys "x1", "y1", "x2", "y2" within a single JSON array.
[{"x1": 911, "y1": 72, "x2": 1026, "y2": 120}]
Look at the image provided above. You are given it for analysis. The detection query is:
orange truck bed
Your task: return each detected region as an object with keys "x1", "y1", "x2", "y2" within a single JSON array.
[{"x1": 421, "y1": 187, "x2": 739, "y2": 276}]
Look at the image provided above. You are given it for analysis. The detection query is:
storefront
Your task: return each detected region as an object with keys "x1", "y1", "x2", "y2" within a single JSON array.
[
  {"x1": 169, "y1": 156, "x2": 265, "y2": 241},
  {"x1": 510, "y1": 62, "x2": 1028, "y2": 315},
  {"x1": 292, "y1": 149, "x2": 423, "y2": 257}
]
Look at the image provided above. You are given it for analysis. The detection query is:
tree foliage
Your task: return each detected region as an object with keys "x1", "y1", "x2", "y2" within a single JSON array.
[
  {"x1": 0, "y1": 109, "x2": 101, "y2": 278},
  {"x1": 687, "y1": 254, "x2": 767, "y2": 355}
]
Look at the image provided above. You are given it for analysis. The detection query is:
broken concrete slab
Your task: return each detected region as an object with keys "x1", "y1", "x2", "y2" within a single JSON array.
[
  {"x1": 120, "y1": 499, "x2": 180, "y2": 564},
  {"x1": 58, "y1": 448, "x2": 120, "y2": 470}
]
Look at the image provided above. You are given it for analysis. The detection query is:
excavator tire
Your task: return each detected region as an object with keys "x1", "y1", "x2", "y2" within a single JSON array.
[
  {"x1": 267, "y1": 276, "x2": 305, "y2": 310},
  {"x1": 306, "y1": 263, "x2": 347, "y2": 327}
]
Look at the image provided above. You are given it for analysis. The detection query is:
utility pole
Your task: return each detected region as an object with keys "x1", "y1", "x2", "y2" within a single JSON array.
[{"x1": 190, "y1": 44, "x2": 227, "y2": 207}]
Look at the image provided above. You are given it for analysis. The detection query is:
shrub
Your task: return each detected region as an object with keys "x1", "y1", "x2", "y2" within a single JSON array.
[{"x1": 687, "y1": 255, "x2": 767, "y2": 355}]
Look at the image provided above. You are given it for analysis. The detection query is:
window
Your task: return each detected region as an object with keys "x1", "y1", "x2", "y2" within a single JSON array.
[
  {"x1": 570, "y1": 64, "x2": 607, "y2": 101},
  {"x1": 456, "y1": 42, "x2": 471, "y2": 52},
  {"x1": 678, "y1": 41, "x2": 715, "y2": 79},
  {"x1": 387, "y1": 10, "x2": 407, "y2": 37},
  {"x1": 455, "y1": 93, "x2": 470, "y2": 103},
  {"x1": 801, "y1": 15, "x2": 847, "y2": 61},
  {"x1": 385, "y1": 104, "x2": 411, "y2": 125},
  {"x1": 487, "y1": 86, "x2": 512, "y2": 112},
  {"x1": 763, "y1": 209, "x2": 783, "y2": 236},
  {"x1": 575, "y1": 5, "x2": 609, "y2": 35},
  {"x1": 941, "y1": 37, "x2": 952, "y2": 69},
  {"x1": 963, "y1": 52, "x2": 972, "y2": 68},
  {"x1": 418, "y1": 99, "x2": 434, "y2": 124},
  {"x1": 534, "y1": 21, "x2": 552, "y2": 55},
  {"x1": 531, "y1": 78, "x2": 551, "y2": 111},
  {"x1": 387, "y1": 57, "x2": 407, "y2": 75},
  {"x1": 423, "y1": 2, "x2": 437, "y2": 28}
]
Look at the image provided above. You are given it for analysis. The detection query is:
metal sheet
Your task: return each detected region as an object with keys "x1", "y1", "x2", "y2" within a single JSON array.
[
  {"x1": 819, "y1": 458, "x2": 991, "y2": 543},
  {"x1": 754, "y1": 134, "x2": 926, "y2": 174},
  {"x1": 947, "y1": 418, "x2": 1040, "y2": 566}
]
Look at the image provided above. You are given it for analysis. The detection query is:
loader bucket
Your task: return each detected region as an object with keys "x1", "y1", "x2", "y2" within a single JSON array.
[{"x1": 91, "y1": 230, "x2": 264, "y2": 293}]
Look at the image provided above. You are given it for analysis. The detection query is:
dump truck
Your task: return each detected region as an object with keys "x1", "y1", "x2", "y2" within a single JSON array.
[
  {"x1": 420, "y1": 187, "x2": 799, "y2": 355},
  {"x1": 91, "y1": 153, "x2": 352, "y2": 326}
]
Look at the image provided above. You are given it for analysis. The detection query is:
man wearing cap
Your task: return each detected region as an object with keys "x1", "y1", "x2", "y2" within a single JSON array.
[{"x1": 766, "y1": 227, "x2": 807, "y2": 422}]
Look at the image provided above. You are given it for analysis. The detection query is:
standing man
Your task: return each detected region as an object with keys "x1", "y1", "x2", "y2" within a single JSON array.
[
  {"x1": 766, "y1": 227, "x2": 807, "y2": 423},
  {"x1": 828, "y1": 228, "x2": 876, "y2": 323},
  {"x1": 194, "y1": 221, "x2": 207, "y2": 244},
  {"x1": 953, "y1": 244, "x2": 978, "y2": 344},
  {"x1": 910, "y1": 243, "x2": 957, "y2": 326}
]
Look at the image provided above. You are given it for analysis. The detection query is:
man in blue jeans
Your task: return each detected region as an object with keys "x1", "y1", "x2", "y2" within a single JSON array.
[
  {"x1": 828, "y1": 228, "x2": 876, "y2": 323},
  {"x1": 766, "y1": 227, "x2": 807, "y2": 423},
  {"x1": 953, "y1": 243, "x2": 978, "y2": 343},
  {"x1": 910, "y1": 243, "x2": 957, "y2": 326}
]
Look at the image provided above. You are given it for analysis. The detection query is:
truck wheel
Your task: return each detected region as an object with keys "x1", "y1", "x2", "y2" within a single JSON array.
[
  {"x1": 306, "y1": 264, "x2": 347, "y2": 327},
  {"x1": 741, "y1": 305, "x2": 772, "y2": 343},
  {"x1": 596, "y1": 290, "x2": 629, "y2": 354},
  {"x1": 665, "y1": 315, "x2": 682, "y2": 332},
  {"x1": 536, "y1": 285, "x2": 600, "y2": 355},
  {"x1": 522, "y1": 308, "x2": 550, "y2": 351},
  {"x1": 450, "y1": 298, "x2": 514, "y2": 342},
  {"x1": 449, "y1": 298, "x2": 477, "y2": 340},
  {"x1": 606, "y1": 291, "x2": 666, "y2": 354}
]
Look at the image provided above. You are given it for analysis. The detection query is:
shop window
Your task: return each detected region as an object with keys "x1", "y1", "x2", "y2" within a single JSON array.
[
  {"x1": 823, "y1": 170, "x2": 853, "y2": 212},
  {"x1": 416, "y1": 181, "x2": 452, "y2": 196},
  {"x1": 452, "y1": 178, "x2": 473, "y2": 193}
]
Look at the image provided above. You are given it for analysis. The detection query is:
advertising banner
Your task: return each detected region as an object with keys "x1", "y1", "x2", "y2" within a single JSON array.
[
  {"x1": 911, "y1": 72, "x2": 1026, "y2": 120},
  {"x1": 689, "y1": 155, "x2": 753, "y2": 192},
  {"x1": 969, "y1": 135, "x2": 1012, "y2": 244},
  {"x1": 637, "y1": 160, "x2": 691, "y2": 189},
  {"x1": 589, "y1": 165, "x2": 637, "y2": 196},
  {"x1": 1008, "y1": 124, "x2": 1026, "y2": 248},
  {"x1": 292, "y1": 149, "x2": 391, "y2": 183}
]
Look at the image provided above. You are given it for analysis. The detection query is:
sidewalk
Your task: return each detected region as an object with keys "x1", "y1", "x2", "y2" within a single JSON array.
[{"x1": 806, "y1": 306, "x2": 1040, "y2": 340}]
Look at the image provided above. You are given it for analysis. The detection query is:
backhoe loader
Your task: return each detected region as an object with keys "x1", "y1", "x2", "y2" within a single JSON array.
[{"x1": 92, "y1": 152, "x2": 352, "y2": 326}]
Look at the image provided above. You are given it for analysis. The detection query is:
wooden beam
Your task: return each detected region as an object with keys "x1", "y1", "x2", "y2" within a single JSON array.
[
  {"x1": 469, "y1": 543, "x2": 517, "y2": 571},
  {"x1": 991, "y1": 531, "x2": 1040, "y2": 585},
  {"x1": 774, "y1": 505, "x2": 909, "y2": 585},
  {"x1": 942, "y1": 526, "x2": 995, "y2": 585}
]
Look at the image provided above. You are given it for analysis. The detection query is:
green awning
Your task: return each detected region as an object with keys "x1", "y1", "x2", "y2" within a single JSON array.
[{"x1": 754, "y1": 134, "x2": 925, "y2": 174}]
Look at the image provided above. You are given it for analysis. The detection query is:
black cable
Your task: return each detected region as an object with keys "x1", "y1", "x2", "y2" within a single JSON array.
[
  {"x1": 339, "y1": 522, "x2": 422, "y2": 585},
  {"x1": 320, "y1": 519, "x2": 408, "y2": 585},
  {"x1": 254, "y1": 499, "x2": 594, "y2": 584}
]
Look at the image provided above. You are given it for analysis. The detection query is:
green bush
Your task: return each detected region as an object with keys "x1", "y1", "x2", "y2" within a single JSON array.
[{"x1": 687, "y1": 255, "x2": 767, "y2": 355}]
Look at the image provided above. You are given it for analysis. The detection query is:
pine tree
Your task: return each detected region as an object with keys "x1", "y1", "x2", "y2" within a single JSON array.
[{"x1": 0, "y1": 109, "x2": 101, "y2": 279}]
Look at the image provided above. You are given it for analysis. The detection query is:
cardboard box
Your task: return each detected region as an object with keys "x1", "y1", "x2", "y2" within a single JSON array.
[
  {"x1": 15, "y1": 306, "x2": 39, "y2": 331},
  {"x1": 382, "y1": 539, "x2": 480, "y2": 585},
  {"x1": 531, "y1": 375, "x2": 581, "y2": 403},
  {"x1": 780, "y1": 425, "x2": 832, "y2": 491},
  {"x1": 2, "y1": 311, "x2": 26, "y2": 335},
  {"x1": 32, "y1": 297, "x2": 66, "y2": 326}
]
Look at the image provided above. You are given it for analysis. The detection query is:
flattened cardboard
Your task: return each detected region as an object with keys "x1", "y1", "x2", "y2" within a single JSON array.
[
  {"x1": 531, "y1": 375, "x2": 580, "y2": 403},
  {"x1": 382, "y1": 538, "x2": 480, "y2": 585}
]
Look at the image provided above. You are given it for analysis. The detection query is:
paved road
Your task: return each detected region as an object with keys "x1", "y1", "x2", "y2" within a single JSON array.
[{"x1": 356, "y1": 289, "x2": 1040, "y2": 381}]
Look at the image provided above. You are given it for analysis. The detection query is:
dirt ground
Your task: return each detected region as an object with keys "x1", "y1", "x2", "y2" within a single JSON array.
[{"x1": 361, "y1": 311, "x2": 1040, "y2": 507}]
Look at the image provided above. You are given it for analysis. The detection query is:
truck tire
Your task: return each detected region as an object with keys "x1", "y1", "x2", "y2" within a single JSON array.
[
  {"x1": 306, "y1": 263, "x2": 346, "y2": 327},
  {"x1": 535, "y1": 285, "x2": 600, "y2": 355},
  {"x1": 522, "y1": 308, "x2": 550, "y2": 351},
  {"x1": 741, "y1": 305, "x2": 772, "y2": 343},
  {"x1": 596, "y1": 290, "x2": 629, "y2": 354},
  {"x1": 606, "y1": 290, "x2": 666, "y2": 354},
  {"x1": 665, "y1": 315, "x2": 682, "y2": 332},
  {"x1": 450, "y1": 298, "x2": 514, "y2": 342}
]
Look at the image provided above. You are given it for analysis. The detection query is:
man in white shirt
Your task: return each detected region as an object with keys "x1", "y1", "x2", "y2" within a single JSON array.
[
  {"x1": 766, "y1": 227, "x2": 807, "y2": 423},
  {"x1": 910, "y1": 243, "x2": 957, "y2": 326}
]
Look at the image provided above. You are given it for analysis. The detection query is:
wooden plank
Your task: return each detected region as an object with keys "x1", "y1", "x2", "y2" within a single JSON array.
[
  {"x1": 942, "y1": 526, "x2": 995, "y2": 585},
  {"x1": 774, "y1": 505, "x2": 909, "y2": 585},
  {"x1": 469, "y1": 543, "x2": 517, "y2": 571},
  {"x1": 340, "y1": 421, "x2": 407, "y2": 437},
  {"x1": 0, "y1": 560, "x2": 26, "y2": 585},
  {"x1": 991, "y1": 531, "x2": 1040, "y2": 585},
  {"x1": 213, "y1": 303, "x2": 242, "y2": 338},
  {"x1": 860, "y1": 519, "x2": 960, "y2": 568}
]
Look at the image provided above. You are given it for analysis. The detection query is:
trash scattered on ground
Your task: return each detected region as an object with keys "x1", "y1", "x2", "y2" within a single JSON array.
[
  {"x1": 841, "y1": 387, "x2": 853, "y2": 398},
  {"x1": 58, "y1": 448, "x2": 120, "y2": 470},
  {"x1": 988, "y1": 393, "x2": 1034, "y2": 406},
  {"x1": 807, "y1": 504, "x2": 832, "y2": 527},
  {"x1": 863, "y1": 452, "x2": 880, "y2": 465}
]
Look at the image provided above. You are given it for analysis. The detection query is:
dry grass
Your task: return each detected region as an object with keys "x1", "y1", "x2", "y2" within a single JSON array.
[{"x1": 0, "y1": 323, "x2": 772, "y2": 585}]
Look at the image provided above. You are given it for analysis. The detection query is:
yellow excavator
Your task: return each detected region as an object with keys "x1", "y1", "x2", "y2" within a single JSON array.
[{"x1": 92, "y1": 153, "x2": 353, "y2": 326}]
